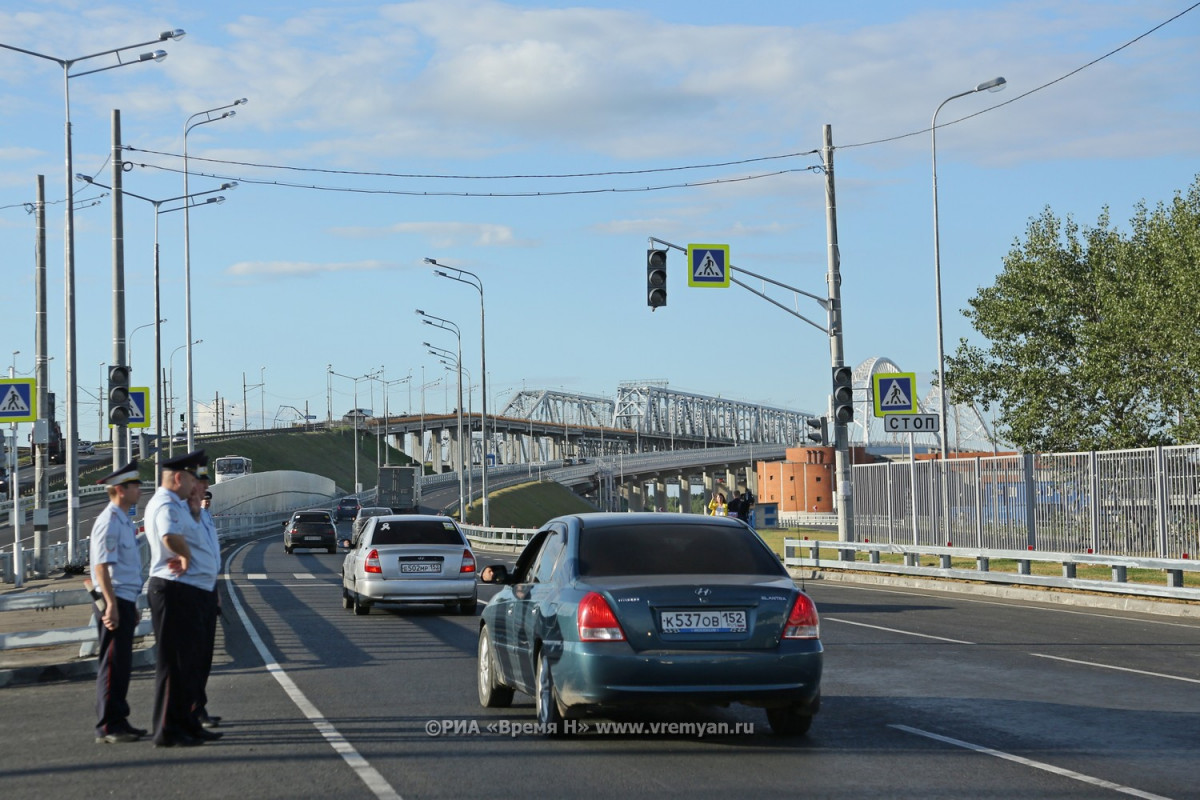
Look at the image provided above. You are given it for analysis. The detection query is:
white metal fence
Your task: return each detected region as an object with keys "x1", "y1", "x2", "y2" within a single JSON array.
[{"x1": 852, "y1": 444, "x2": 1200, "y2": 559}]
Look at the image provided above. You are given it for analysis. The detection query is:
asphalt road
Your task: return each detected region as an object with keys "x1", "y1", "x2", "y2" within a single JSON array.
[{"x1": 2, "y1": 525, "x2": 1198, "y2": 800}]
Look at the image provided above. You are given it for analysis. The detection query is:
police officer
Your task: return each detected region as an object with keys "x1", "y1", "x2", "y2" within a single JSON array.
[
  {"x1": 88, "y1": 459, "x2": 146, "y2": 744},
  {"x1": 191, "y1": 466, "x2": 222, "y2": 729},
  {"x1": 144, "y1": 450, "x2": 222, "y2": 747}
]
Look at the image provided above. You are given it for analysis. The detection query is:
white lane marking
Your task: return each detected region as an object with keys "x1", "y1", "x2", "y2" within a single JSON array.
[
  {"x1": 1031, "y1": 653, "x2": 1200, "y2": 685},
  {"x1": 224, "y1": 541, "x2": 402, "y2": 800},
  {"x1": 295, "y1": 573, "x2": 316, "y2": 579},
  {"x1": 247, "y1": 573, "x2": 267, "y2": 580},
  {"x1": 825, "y1": 617, "x2": 975, "y2": 644},
  {"x1": 815, "y1": 582, "x2": 1200, "y2": 630},
  {"x1": 891, "y1": 724, "x2": 1175, "y2": 800}
]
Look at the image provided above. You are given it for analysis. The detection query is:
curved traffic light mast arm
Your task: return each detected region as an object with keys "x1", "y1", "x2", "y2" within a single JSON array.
[{"x1": 647, "y1": 236, "x2": 829, "y2": 334}]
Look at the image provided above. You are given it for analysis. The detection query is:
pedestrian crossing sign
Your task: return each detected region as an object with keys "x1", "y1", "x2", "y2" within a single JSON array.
[
  {"x1": 128, "y1": 387, "x2": 150, "y2": 428},
  {"x1": 872, "y1": 372, "x2": 917, "y2": 417},
  {"x1": 687, "y1": 243, "x2": 730, "y2": 288},
  {"x1": 0, "y1": 378, "x2": 36, "y2": 423}
]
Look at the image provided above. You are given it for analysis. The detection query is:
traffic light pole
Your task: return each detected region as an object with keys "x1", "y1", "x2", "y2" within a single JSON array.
[
  {"x1": 646, "y1": 125, "x2": 854, "y2": 544},
  {"x1": 822, "y1": 124, "x2": 854, "y2": 546}
]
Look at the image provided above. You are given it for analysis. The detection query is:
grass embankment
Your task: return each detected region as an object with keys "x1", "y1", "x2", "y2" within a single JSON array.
[
  {"x1": 459, "y1": 480, "x2": 596, "y2": 528},
  {"x1": 769, "y1": 528, "x2": 1200, "y2": 589},
  {"x1": 78, "y1": 428, "x2": 411, "y2": 495}
]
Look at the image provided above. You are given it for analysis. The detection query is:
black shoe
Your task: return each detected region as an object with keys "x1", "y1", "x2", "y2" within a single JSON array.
[
  {"x1": 120, "y1": 723, "x2": 148, "y2": 738},
  {"x1": 154, "y1": 733, "x2": 204, "y2": 748},
  {"x1": 197, "y1": 712, "x2": 221, "y2": 729},
  {"x1": 188, "y1": 727, "x2": 224, "y2": 741},
  {"x1": 95, "y1": 731, "x2": 140, "y2": 744}
]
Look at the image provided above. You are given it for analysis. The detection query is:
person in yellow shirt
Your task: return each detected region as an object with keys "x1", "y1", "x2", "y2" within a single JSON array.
[{"x1": 708, "y1": 492, "x2": 727, "y2": 516}]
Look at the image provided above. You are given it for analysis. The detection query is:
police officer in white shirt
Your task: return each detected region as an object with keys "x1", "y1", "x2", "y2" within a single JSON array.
[
  {"x1": 89, "y1": 459, "x2": 146, "y2": 744},
  {"x1": 144, "y1": 449, "x2": 222, "y2": 747}
]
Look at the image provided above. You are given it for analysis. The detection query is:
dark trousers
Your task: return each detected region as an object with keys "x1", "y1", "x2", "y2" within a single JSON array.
[
  {"x1": 94, "y1": 596, "x2": 137, "y2": 736},
  {"x1": 148, "y1": 577, "x2": 205, "y2": 741},
  {"x1": 194, "y1": 588, "x2": 219, "y2": 716}
]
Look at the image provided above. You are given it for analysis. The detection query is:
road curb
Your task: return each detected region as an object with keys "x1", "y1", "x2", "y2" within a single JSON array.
[
  {"x1": 0, "y1": 643, "x2": 156, "y2": 690},
  {"x1": 791, "y1": 568, "x2": 1200, "y2": 618}
]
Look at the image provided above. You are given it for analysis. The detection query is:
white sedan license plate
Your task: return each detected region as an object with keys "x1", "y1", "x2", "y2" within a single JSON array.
[
  {"x1": 660, "y1": 609, "x2": 747, "y2": 634},
  {"x1": 400, "y1": 562, "x2": 441, "y2": 574}
]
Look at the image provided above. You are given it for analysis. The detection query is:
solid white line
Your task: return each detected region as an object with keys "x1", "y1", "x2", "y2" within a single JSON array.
[
  {"x1": 294, "y1": 573, "x2": 316, "y2": 580},
  {"x1": 224, "y1": 541, "x2": 402, "y2": 800},
  {"x1": 825, "y1": 616, "x2": 975, "y2": 644},
  {"x1": 246, "y1": 573, "x2": 267, "y2": 580},
  {"x1": 814, "y1": 581, "x2": 1200, "y2": 629},
  {"x1": 1030, "y1": 653, "x2": 1200, "y2": 685},
  {"x1": 891, "y1": 724, "x2": 1175, "y2": 800}
]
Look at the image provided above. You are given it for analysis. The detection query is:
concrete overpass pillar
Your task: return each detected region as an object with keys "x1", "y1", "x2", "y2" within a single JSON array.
[{"x1": 628, "y1": 482, "x2": 645, "y2": 512}]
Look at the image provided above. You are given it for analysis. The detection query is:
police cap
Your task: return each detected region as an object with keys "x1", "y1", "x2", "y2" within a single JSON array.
[{"x1": 97, "y1": 459, "x2": 140, "y2": 487}]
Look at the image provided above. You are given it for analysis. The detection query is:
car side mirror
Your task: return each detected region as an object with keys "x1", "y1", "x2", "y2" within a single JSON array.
[{"x1": 480, "y1": 564, "x2": 510, "y2": 584}]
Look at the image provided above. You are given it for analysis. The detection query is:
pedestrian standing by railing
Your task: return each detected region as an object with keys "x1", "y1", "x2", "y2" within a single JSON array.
[{"x1": 88, "y1": 459, "x2": 147, "y2": 744}]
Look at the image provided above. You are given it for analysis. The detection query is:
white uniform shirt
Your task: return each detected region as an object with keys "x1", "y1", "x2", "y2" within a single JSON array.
[
  {"x1": 145, "y1": 485, "x2": 217, "y2": 590},
  {"x1": 88, "y1": 502, "x2": 142, "y2": 603}
]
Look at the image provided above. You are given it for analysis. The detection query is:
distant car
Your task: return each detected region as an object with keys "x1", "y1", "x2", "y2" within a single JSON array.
[
  {"x1": 335, "y1": 496, "x2": 361, "y2": 521},
  {"x1": 171, "y1": 433, "x2": 187, "y2": 444},
  {"x1": 341, "y1": 514, "x2": 477, "y2": 616},
  {"x1": 282, "y1": 509, "x2": 337, "y2": 554},
  {"x1": 76, "y1": 441, "x2": 95, "y2": 455},
  {"x1": 476, "y1": 512, "x2": 823, "y2": 736},
  {"x1": 352, "y1": 506, "x2": 392, "y2": 540}
]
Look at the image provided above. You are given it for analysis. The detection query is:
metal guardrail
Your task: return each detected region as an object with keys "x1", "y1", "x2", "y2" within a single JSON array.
[
  {"x1": 784, "y1": 538, "x2": 1200, "y2": 601},
  {"x1": 461, "y1": 523, "x2": 538, "y2": 551}
]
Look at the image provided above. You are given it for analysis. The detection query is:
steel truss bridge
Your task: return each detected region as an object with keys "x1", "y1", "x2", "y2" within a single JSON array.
[{"x1": 498, "y1": 382, "x2": 819, "y2": 457}]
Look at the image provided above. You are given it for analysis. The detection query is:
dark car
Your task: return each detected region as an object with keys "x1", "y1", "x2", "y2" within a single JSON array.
[
  {"x1": 476, "y1": 512, "x2": 822, "y2": 736},
  {"x1": 335, "y1": 496, "x2": 361, "y2": 521},
  {"x1": 282, "y1": 509, "x2": 337, "y2": 554}
]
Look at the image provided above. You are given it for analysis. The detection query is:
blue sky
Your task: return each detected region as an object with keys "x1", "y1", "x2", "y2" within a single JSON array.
[{"x1": 2, "y1": 1, "x2": 1198, "y2": 444}]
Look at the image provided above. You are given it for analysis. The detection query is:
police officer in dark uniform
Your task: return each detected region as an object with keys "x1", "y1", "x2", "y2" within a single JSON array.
[
  {"x1": 191, "y1": 465, "x2": 222, "y2": 729},
  {"x1": 88, "y1": 459, "x2": 146, "y2": 743},
  {"x1": 144, "y1": 450, "x2": 222, "y2": 747}
]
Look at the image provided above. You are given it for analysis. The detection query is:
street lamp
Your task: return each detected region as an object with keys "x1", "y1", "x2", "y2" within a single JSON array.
[
  {"x1": 932, "y1": 75, "x2": 1006, "y2": 538},
  {"x1": 0, "y1": 28, "x2": 183, "y2": 559},
  {"x1": 76, "y1": 173, "x2": 229, "y2": 478},
  {"x1": 330, "y1": 368, "x2": 381, "y2": 494},
  {"x1": 418, "y1": 309, "x2": 466, "y2": 520},
  {"x1": 426, "y1": 257, "x2": 490, "y2": 526},
  {"x1": 169, "y1": 339, "x2": 201, "y2": 457},
  {"x1": 184, "y1": 97, "x2": 246, "y2": 451}
]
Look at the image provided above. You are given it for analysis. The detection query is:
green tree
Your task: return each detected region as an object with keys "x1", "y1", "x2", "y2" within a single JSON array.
[{"x1": 946, "y1": 175, "x2": 1200, "y2": 452}]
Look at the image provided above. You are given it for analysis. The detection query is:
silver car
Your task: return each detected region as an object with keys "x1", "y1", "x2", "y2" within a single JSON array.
[
  {"x1": 341, "y1": 514, "x2": 478, "y2": 616},
  {"x1": 352, "y1": 506, "x2": 392, "y2": 540}
]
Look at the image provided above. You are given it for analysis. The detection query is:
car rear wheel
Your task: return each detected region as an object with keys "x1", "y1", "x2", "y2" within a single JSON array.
[
  {"x1": 326, "y1": 546, "x2": 336, "y2": 554},
  {"x1": 535, "y1": 650, "x2": 564, "y2": 733},
  {"x1": 284, "y1": 545, "x2": 293, "y2": 554},
  {"x1": 342, "y1": 589, "x2": 353, "y2": 610},
  {"x1": 477, "y1": 626, "x2": 514, "y2": 708},
  {"x1": 766, "y1": 703, "x2": 815, "y2": 737},
  {"x1": 457, "y1": 598, "x2": 477, "y2": 616},
  {"x1": 353, "y1": 593, "x2": 371, "y2": 615}
]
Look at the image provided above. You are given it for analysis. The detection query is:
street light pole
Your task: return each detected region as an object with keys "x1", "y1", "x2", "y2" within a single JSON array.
[
  {"x1": 932, "y1": 76, "x2": 1006, "y2": 541},
  {"x1": 75, "y1": 174, "x2": 229, "y2": 478},
  {"x1": 169, "y1": 339, "x2": 201, "y2": 457},
  {"x1": 1, "y1": 28, "x2": 184, "y2": 560},
  {"x1": 330, "y1": 368, "x2": 380, "y2": 495},
  {"x1": 426, "y1": 258, "x2": 490, "y2": 526},
  {"x1": 418, "y1": 309, "x2": 466, "y2": 521},
  {"x1": 184, "y1": 98, "x2": 246, "y2": 451}
]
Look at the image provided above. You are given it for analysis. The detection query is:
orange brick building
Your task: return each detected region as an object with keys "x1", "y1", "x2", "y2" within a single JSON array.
[{"x1": 755, "y1": 445, "x2": 874, "y2": 513}]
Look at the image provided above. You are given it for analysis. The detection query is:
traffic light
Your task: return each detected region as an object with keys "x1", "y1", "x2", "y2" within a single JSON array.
[
  {"x1": 647, "y1": 249, "x2": 667, "y2": 309},
  {"x1": 107, "y1": 365, "x2": 131, "y2": 426},
  {"x1": 805, "y1": 416, "x2": 828, "y2": 446},
  {"x1": 832, "y1": 365, "x2": 854, "y2": 424}
]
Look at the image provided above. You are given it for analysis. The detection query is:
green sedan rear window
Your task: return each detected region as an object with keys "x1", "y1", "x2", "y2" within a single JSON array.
[{"x1": 577, "y1": 524, "x2": 784, "y2": 577}]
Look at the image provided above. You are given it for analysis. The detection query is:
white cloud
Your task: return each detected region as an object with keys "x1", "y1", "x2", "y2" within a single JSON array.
[{"x1": 225, "y1": 258, "x2": 395, "y2": 277}]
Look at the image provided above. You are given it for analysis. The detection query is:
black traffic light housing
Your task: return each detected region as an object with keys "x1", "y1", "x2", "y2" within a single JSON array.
[
  {"x1": 805, "y1": 416, "x2": 828, "y2": 446},
  {"x1": 832, "y1": 365, "x2": 854, "y2": 424},
  {"x1": 108, "y1": 365, "x2": 131, "y2": 426},
  {"x1": 647, "y1": 249, "x2": 667, "y2": 309}
]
